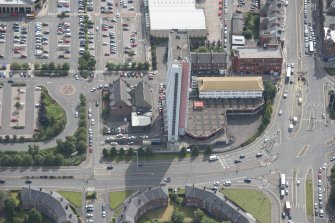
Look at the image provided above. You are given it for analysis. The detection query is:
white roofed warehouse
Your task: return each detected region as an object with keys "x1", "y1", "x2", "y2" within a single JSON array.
[
  {"x1": 197, "y1": 77, "x2": 264, "y2": 99},
  {"x1": 146, "y1": 0, "x2": 207, "y2": 37}
]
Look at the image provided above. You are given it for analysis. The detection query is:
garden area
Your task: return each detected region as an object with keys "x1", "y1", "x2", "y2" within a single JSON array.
[
  {"x1": 0, "y1": 190, "x2": 52, "y2": 223},
  {"x1": 34, "y1": 86, "x2": 66, "y2": 141},
  {"x1": 33, "y1": 62, "x2": 70, "y2": 77},
  {"x1": 57, "y1": 191, "x2": 82, "y2": 208},
  {"x1": 242, "y1": 12, "x2": 260, "y2": 40},
  {"x1": 0, "y1": 94, "x2": 87, "y2": 166},
  {"x1": 221, "y1": 189, "x2": 271, "y2": 223}
]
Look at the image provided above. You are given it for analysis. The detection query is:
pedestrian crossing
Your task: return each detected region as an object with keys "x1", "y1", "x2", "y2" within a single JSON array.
[{"x1": 94, "y1": 163, "x2": 111, "y2": 176}]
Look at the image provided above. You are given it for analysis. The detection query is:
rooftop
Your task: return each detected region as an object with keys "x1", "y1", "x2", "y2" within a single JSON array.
[
  {"x1": 148, "y1": 0, "x2": 206, "y2": 31},
  {"x1": 169, "y1": 31, "x2": 190, "y2": 62},
  {"x1": 132, "y1": 81, "x2": 152, "y2": 110},
  {"x1": 324, "y1": 27, "x2": 335, "y2": 42},
  {"x1": 131, "y1": 111, "x2": 152, "y2": 127},
  {"x1": 197, "y1": 77, "x2": 264, "y2": 92},
  {"x1": 109, "y1": 78, "x2": 132, "y2": 107},
  {"x1": 190, "y1": 52, "x2": 227, "y2": 64},
  {"x1": 0, "y1": 0, "x2": 35, "y2": 5},
  {"x1": 232, "y1": 35, "x2": 246, "y2": 45},
  {"x1": 235, "y1": 47, "x2": 282, "y2": 59}
]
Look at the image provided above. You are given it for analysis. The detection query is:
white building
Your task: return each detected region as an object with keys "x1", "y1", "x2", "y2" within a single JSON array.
[
  {"x1": 165, "y1": 32, "x2": 190, "y2": 144},
  {"x1": 197, "y1": 77, "x2": 264, "y2": 99},
  {"x1": 0, "y1": 0, "x2": 37, "y2": 14},
  {"x1": 231, "y1": 35, "x2": 245, "y2": 49},
  {"x1": 147, "y1": 0, "x2": 207, "y2": 38}
]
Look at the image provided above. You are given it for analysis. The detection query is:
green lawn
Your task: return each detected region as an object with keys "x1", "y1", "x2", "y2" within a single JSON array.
[
  {"x1": 221, "y1": 188, "x2": 271, "y2": 223},
  {"x1": 306, "y1": 178, "x2": 314, "y2": 216},
  {"x1": 109, "y1": 191, "x2": 134, "y2": 209},
  {"x1": 325, "y1": 67, "x2": 335, "y2": 75},
  {"x1": 57, "y1": 191, "x2": 82, "y2": 208},
  {"x1": 9, "y1": 191, "x2": 21, "y2": 206}
]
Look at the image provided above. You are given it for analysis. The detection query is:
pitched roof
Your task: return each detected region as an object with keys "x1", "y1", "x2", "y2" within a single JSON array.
[
  {"x1": 21, "y1": 187, "x2": 77, "y2": 223},
  {"x1": 109, "y1": 78, "x2": 131, "y2": 107},
  {"x1": 122, "y1": 187, "x2": 169, "y2": 222},
  {"x1": 197, "y1": 77, "x2": 264, "y2": 92},
  {"x1": 185, "y1": 186, "x2": 256, "y2": 223},
  {"x1": 132, "y1": 81, "x2": 152, "y2": 109}
]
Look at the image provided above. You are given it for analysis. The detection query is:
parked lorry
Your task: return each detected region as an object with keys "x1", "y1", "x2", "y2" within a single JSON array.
[
  {"x1": 286, "y1": 201, "x2": 291, "y2": 212},
  {"x1": 151, "y1": 138, "x2": 162, "y2": 145},
  {"x1": 142, "y1": 140, "x2": 151, "y2": 146}
]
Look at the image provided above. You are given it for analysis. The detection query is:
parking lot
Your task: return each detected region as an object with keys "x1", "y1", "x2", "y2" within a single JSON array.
[{"x1": 0, "y1": 82, "x2": 39, "y2": 138}]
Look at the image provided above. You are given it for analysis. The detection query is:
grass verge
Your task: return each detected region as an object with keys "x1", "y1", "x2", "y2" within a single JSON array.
[
  {"x1": 306, "y1": 176, "x2": 313, "y2": 216},
  {"x1": 109, "y1": 190, "x2": 133, "y2": 209},
  {"x1": 325, "y1": 67, "x2": 335, "y2": 75},
  {"x1": 58, "y1": 191, "x2": 82, "y2": 208},
  {"x1": 221, "y1": 188, "x2": 271, "y2": 223}
]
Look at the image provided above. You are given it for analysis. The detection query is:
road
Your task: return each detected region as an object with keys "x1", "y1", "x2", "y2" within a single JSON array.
[{"x1": 0, "y1": 0, "x2": 335, "y2": 223}]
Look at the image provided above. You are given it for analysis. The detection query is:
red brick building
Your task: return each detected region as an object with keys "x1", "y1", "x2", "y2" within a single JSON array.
[{"x1": 232, "y1": 47, "x2": 283, "y2": 75}]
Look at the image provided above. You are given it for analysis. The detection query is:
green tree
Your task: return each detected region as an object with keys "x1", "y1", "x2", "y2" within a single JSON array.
[
  {"x1": 87, "y1": 57, "x2": 96, "y2": 70},
  {"x1": 61, "y1": 62, "x2": 70, "y2": 71},
  {"x1": 15, "y1": 101, "x2": 21, "y2": 109},
  {"x1": 191, "y1": 146, "x2": 199, "y2": 157},
  {"x1": 22, "y1": 154, "x2": 33, "y2": 166},
  {"x1": 41, "y1": 63, "x2": 49, "y2": 70},
  {"x1": 171, "y1": 192, "x2": 177, "y2": 202},
  {"x1": 34, "y1": 63, "x2": 41, "y2": 70},
  {"x1": 127, "y1": 147, "x2": 135, "y2": 157},
  {"x1": 33, "y1": 154, "x2": 45, "y2": 165},
  {"x1": 10, "y1": 62, "x2": 21, "y2": 70},
  {"x1": 136, "y1": 62, "x2": 143, "y2": 70},
  {"x1": 171, "y1": 210, "x2": 184, "y2": 223},
  {"x1": 119, "y1": 148, "x2": 125, "y2": 157},
  {"x1": 101, "y1": 108, "x2": 109, "y2": 119},
  {"x1": 200, "y1": 216, "x2": 218, "y2": 223},
  {"x1": 128, "y1": 50, "x2": 135, "y2": 58},
  {"x1": 13, "y1": 154, "x2": 22, "y2": 165},
  {"x1": 22, "y1": 62, "x2": 30, "y2": 70},
  {"x1": 110, "y1": 147, "x2": 118, "y2": 158},
  {"x1": 193, "y1": 208, "x2": 205, "y2": 223},
  {"x1": 204, "y1": 146, "x2": 212, "y2": 156},
  {"x1": 102, "y1": 148, "x2": 109, "y2": 158},
  {"x1": 145, "y1": 147, "x2": 153, "y2": 158},
  {"x1": 76, "y1": 140, "x2": 87, "y2": 154},
  {"x1": 44, "y1": 153, "x2": 55, "y2": 165},
  {"x1": 197, "y1": 46, "x2": 209, "y2": 53},
  {"x1": 54, "y1": 154, "x2": 64, "y2": 165},
  {"x1": 263, "y1": 81, "x2": 277, "y2": 103},
  {"x1": 48, "y1": 62, "x2": 56, "y2": 72},
  {"x1": 28, "y1": 144, "x2": 39, "y2": 155},
  {"x1": 242, "y1": 30, "x2": 252, "y2": 40},
  {"x1": 179, "y1": 147, "x2": 186, "y2": 157},
  {"x1": 27, "y1": 208, "x2": 42, "y2": 223},
  {"x1": 143, "y1": 61, "x2": 150, "y2": 70},
  {"x1": 4, "y1": 197, "x2": 16, "y2": 220},
  {"x1": 137, "y1": 147, "x2": 145, "y2": 157}
]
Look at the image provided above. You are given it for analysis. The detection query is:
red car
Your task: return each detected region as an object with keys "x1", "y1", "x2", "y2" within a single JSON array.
[
  {"x1": 10, "y1": 118, "x2": 17, "y2": 122},
  {"x1": 131, "y1": 43, "x2": 137, "y2": 47}
]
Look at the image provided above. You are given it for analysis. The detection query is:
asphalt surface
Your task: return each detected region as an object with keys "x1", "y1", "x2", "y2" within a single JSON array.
[{"x1": 1, "y1": 0, "x2": 335, "y2": 222}]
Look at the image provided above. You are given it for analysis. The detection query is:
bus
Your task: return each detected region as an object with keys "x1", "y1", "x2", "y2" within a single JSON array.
[
  {"x1": 309, "y1": 41, "x2": 314, "y2": 55},
  {"x1": 280, "y1": 174, "x2": 286, "y2": 189},
  {"x1": 26, "y1": 13, "x2": 35, "y2": 19},
  {"x1": 286, "y1": 66, "x2": 291, "y2": 83}
]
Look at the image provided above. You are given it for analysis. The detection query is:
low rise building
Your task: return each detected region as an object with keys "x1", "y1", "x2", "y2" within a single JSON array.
[
  {"x1": 190, "y1": 51, "x2": 227, "y2": 75},
  {"x1": 184, "y1": 186, "x2": 256, "y2": 223},
  {"x1": 109, "y1": 78, "x2": 132, "y2": 117},
  {"x1": 21, "y1": 187, "x2": 78, "y2": 223},
  {"x1": 231, "y1": 35, "x2": 245, "y2": 49},
  {"x1": 323, "y1": 26, "x2": 335, "y2": 61},
  {"x1": 196, "y1": 77, "x2": 264, "y2": 99},
  {"x1": 232, "y1": 47, "x2": 283, "y2": 75},
  {"x1": 119, "y1": 187, "x2": 169, "y2": 223},
  {"x1": 0, "y1": 0, "x2": 37, "y2": 14},
  {"x1": 231, "y1": 13, "x2": 245, "y2": 35}
]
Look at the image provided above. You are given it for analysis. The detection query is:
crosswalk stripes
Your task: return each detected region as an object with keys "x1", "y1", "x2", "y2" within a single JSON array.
[{"x1": 94, "y1": 163, "x2": 111, "y2": 176}]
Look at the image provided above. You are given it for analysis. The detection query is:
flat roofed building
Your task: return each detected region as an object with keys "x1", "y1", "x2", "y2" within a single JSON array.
[
  {"x1": 197, "y1": 76, "x2": 264, "y2": 99},
  {"x1": 232, "y1": 47, "x2": 283, "y2": 74},
  {"x1": 231, "y1": 35, "x2": 245, "y2": 49},
  {"x1": 165, "y1": 32, "x2": 190, "y2": 143},
  {"x1": 148, "y1": 0, "x2": 206, "y2": 37},
  {"x1": 190, "y1": 51, "x2": 227, "y2": 75},
  {"x1": 0, "y1": 0, "x2": 37, "y2": 13}
]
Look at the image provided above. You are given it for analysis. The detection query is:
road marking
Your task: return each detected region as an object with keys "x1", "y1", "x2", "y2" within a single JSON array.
[
  {"x1": 218, "y1": 155, "x2": 229, "y2": 169},
  {"x1": 297, "y1": 144, "x2": 309, "y2": 157}
]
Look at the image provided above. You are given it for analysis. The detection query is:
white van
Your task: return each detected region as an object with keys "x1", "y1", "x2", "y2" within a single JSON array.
[
  {"x1": 209, "y1": 155, "x2": 218, "y2": 161},
  {"x1": 280, "y1": 189, "x2": 285, "y2": 198},
  {"x1": 320, "y1": 209, "x2": 324, "y2": 217},
  {"x1": 223, "y1": 181, "x2": 232, "y2": 186}
]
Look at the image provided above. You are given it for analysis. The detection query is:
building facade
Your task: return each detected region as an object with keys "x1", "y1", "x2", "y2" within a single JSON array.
[
  {"x1": 232, "y1": 47, "x2": 283, "y2": 75},
  {"x1": 165, "y1": 32, "x2": 190, "y2": 144},
  {"x1": 119, "y1": 187, "x2": 169, "y2": 223},
  {"x1": 21, "y1": 187, "x2": 78, "y2": 223},
  {"x1": 190, "y1": 51, "x2": 227, "y2": 75},
  {"x1": 0, "y1": 0, "x2": 37, "y2": 14},
  {"x1": 197, "y1": 77, "x2": 264, "y2": 99}
]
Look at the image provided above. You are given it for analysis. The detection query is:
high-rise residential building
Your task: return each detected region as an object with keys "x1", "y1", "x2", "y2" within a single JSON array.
[{"x1": 165, "y1": 32, "x2": 190, "y2": 144}]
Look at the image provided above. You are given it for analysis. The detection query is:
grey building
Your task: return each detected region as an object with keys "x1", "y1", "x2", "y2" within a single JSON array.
[
  {"x1": 232, "y1": 13, "x2": 245, "y2": 35},
  {"x1": 131, "y1": 81, "x2": 152, "y2": 112},
  {"x1": 184, "y1": 186, "x2": 256, "y2": 223},
  {"x1": 119, "y1": 187, "x2": 169, "y2": 223},
  {"x1": 109, "y1": 78, "x2": 132, "y2": 117},
  {"x1": 21, "y1": 187, "x2": 78, "y2": 223},
  {"x1": 190, "y1": 51, "x2": 227, "y2": 75},
  {"x1": 0, "y1": 0, "x2": 37, "y2": 14}
]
